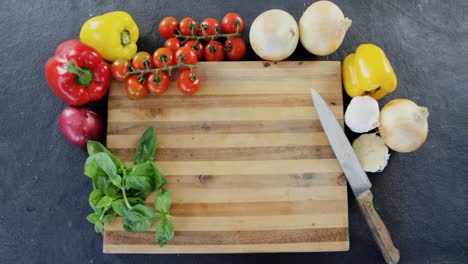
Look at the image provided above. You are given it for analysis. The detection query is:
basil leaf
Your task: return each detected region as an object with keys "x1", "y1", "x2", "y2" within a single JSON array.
[
  {"x1": 111, "y1": 199, "x2": 127, "y2": 217},
  {"x1": 89, "y1": 189, "x2": 104, "y2": 211},
  {"x1": 93, "y1": 174, "x2": 120, "y2": 198},
  {"x1": 156, "y1": 216, "x2": 174, "y2": 247},
  {"x1": 134, "y1": 127, "x2": 156, "y2": 165},
  {"x1": 123, "y1": 204, "x2": 157, "y2": 232},
  {"x1": 94, "y1": 222, "x2": 104, "y2": 233},
  {"x1": 87, "y1": 140, "x2": 124, "y2": 169},
  {"x1": 125, "y1": 175, "x2": 153, "y2": 193},
  {"x1": 155, "y1": 189, "x2": 171, "y2": 213},
  {"x1": 85, "y1": 152, "x2": 122, "y2": 186},
  {"x1": 86, "y1": 213, "x2": 100, "y2": 224},
  {"x1": 96, "y1": 196, "x2": 114, "y2": 208},
  {"x1": 126, "y1": 161, "x2": 166, "y2": 193},
  {"x1": 102, "y1": 210, "x2": 116, "y2": 224},
  {"x1": 152, "y1": 165, "x2": 166, "y2": 191},
  {"x1": 127, "y1": 197, "x2": 145, "y2": 205}
]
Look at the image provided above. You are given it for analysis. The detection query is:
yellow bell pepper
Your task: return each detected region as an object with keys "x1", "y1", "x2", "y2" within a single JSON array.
[
  {"x1": 80, "y1": 11, "x2": 139, "y2": 62},
  {"x1": 342, "y1": 44, "x2": 397, "y2": 100}
]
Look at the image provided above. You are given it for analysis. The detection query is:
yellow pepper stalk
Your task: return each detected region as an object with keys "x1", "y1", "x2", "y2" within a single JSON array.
[
  {"x1": 80, "y1": 11, "x2": 139, "y2": 62},
  {"x1": 342, "y1": 44, "x2": 397, "y2": 100}
]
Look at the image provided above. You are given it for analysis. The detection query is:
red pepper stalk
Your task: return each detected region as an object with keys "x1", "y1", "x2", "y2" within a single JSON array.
[{"x1": 45, "y1": 40, "x2": 111, "y2": 105}]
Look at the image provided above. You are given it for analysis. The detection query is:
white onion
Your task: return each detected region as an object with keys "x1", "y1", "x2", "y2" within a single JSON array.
[
  {"x1": 345, "y1": 96, "x2": 380, "y2": 133},
  {"x1": 299, "y1": 1, "x2": 351, "y2": 56},
  {"x1": 249, "y1": 9, "x2": 299, "y2": 61},
  {"x1": 353, "y1": 133, "x2": 390, "y2": 173},
  {"x1": 380, "y1": 99, "x2": 429, "y2": 153}
]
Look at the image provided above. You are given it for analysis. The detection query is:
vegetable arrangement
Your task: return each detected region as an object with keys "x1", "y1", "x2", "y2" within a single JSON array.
[
  {"x1": 85, "y1": 127, "x2": 175, "y2": 246},
  {"x1": 42, "y1": 2, "x2": 431, "y2": 248}
]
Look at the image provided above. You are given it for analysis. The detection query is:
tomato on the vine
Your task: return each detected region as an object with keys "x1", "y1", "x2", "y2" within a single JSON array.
[
  {"x1": 222, "y1": 13, "x2": 244, "y2": 34},
  {"x1": 132, "y1": 51, "x2": 153, "y2": 70},
  {"x1": 164, "y1": 37, "x2": 181, "y2": 53},
  {"x1": 111, "y1": 58, "x2": 130, "y2": 81},
  {"x1": 200, "y1": 18, "x2": 220, "y2": 36},
  {"x1": 125, "y1": 75, "x2": 148, "y2": 99},
  {"x1": 147, "y1": 71, "x2": 170, "y2": 95},
  {"x1": 175, "y1": 46, "x2": 198, "y2": 67},
  {"x1": 153, "y1": 47, "x2": 176, "y2": 68},
  {"x1": 225, "y1": 37, "x2": 246, "y2": 61},
  {"x1": 159, "y1": 17, "x2": 179, "y2": 39},
  {"x1": 184, "y1": 40, "x2": 204, "y2": 60},
  {"x1": 179, "y1": 17, "x2": 199, "y2": 35},
  {"x1": 204, "y1": 41, "x2": 224, "y2": 61},
  {"x1": 178, "y1": 70, "x2": 200, "y2": 95}
]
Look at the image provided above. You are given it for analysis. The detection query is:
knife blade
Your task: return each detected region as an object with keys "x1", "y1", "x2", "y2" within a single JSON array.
[
  {"x1": 310, "y1": 89, "x2": 371, "y2": 197},
  {"x1": 310, "y1": 89, "x2": 400, "y2": 264}
]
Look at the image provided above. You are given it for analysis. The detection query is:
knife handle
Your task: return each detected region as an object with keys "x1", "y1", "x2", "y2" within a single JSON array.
[{"x1": 357, "y1": 190, "x2": 400, "y2": 264}]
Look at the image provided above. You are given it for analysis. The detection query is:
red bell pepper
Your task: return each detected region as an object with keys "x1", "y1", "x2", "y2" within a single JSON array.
[{"x1": 45, "y1": 40, "x2": 111, "y2": 105}]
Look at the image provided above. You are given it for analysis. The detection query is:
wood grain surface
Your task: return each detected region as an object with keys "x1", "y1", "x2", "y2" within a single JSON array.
[{"x1": 104, "y1": 61, "x2": 348, "y2": 253}]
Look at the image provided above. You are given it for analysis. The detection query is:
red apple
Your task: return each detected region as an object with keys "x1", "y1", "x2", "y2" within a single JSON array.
[{"x1": 59, "y1": 106, "x2": 103, "y2": 146}]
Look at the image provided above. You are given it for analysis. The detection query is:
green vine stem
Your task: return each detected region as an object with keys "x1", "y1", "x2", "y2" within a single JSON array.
[
  {"x1": 127, "y1": 63, "x2": 197, "y2": 77},
  {"x1": 173, "y1": 32, "x2": 240, "y2": 42}
]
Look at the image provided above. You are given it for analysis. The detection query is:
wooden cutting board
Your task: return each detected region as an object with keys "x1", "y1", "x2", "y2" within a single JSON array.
[{"x1": 104, "y1": 61, "x2": 348, "y2": 253}]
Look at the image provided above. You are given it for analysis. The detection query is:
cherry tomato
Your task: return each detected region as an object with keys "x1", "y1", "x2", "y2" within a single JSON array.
[
  {"x1": 159, "y1": 17, "x2": 179, "y2": 39},
  {"x1": 221, "y1": 13, "x2": 244, "y2": 34},
  {"x1": 164, "y1": 37, "x2": 181, "y2": 53},
  {"x1": 200, "y1": 18, "x2": 220, "y2": 36},
  {"x1": 179, "y1": 17, "x2": 199, "y2": 35},
  {"x1": 204, "y1": 41, "x2": 224, "y2": 61},
  {"x1": 175, "y1": 46, "x2": 198, "y2": 68},
  {"x1": 152, "y1": 47, "x2": 176, "y2": 68},
  {"x1": 111, "y1": 58, "x2": 130, "y2": 81},
  {"x1": 184, "y1": 40, "x2": 204, "y2": 60},
  {"x1": 224, "y1": 37, "x2": 246, "y2": 61},
  {"x1": 178, "y1": 70, "x2": 200, "y2": 95},
  {"x1": 125, "y1": 75, "x2": 148, "y2": 99},
  {"x1": 147, "y1": 71, "x2": 170, "y2": 95},
  {"x1": 132, "y1": 51, "x2": 153, "y2": 70}
]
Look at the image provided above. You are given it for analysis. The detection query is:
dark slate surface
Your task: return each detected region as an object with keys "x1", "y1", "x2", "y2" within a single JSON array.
[{"x1": 1, "y1": 0, "x2": 467, "y2": 263}]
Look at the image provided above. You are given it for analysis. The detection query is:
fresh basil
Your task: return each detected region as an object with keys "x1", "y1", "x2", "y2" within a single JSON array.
[
  {"x1": 156, "y1": 216, "x2": 174, "y2": 247},
  {"x1": 134, "y1": 127, "x2": 156, "y2": 165},
  {"x1": 92, "y1": 174, "x2": 120, "y2": 198},
  {"x1": 155, "y1": 189, "x2": 171, "y2": 213},
  {"x1": 84, "y1": 126, "x2": 174, "y2": 246},
  {"x1": 123, "y1": 204, "x2": 157, "y2": 232},
  {"x1": 89, "y1": 189, "x2": 104, "y2": 211},
  {"x1": 126, "y1": 161, "x2": 166, "y2": 192},
  {"x1": 87, "y1": 140, "x2": 124, "y2": 168},
  {"x1": 111, "y1": 199, "x2": 127, "y2": 217},
  {"x1": 96, "y1": 196, "x2": 114, "y2": 208},
  {"x1": 86, "y1": 213, "x2": 100, "y2": 224}
]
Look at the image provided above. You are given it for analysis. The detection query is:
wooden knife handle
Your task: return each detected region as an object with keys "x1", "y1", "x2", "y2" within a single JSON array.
[{"x1": 357, "y1": 190, "x2": 400, "y2": 264}]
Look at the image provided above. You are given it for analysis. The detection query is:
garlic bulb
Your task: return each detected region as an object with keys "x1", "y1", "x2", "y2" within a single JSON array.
[
  {"x1": 299, "y1": 1, "x2": 351, "y2": 56},
  {"x1": 249, "y1": 9, "x2": 299, "y2": 61},
  {"x1": 353, "y1": 133, "x2": 390, "y2": 173},
  {"x1": 345, "y1": 96, "x2": 380, "y2": 133},
  {"x1": 379, "y1": 99, "x2": 429, "y2": 153}
]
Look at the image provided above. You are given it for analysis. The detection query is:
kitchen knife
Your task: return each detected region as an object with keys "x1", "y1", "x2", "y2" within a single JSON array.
[{"x1": 311, "y1": 89, "x2": 400, "y2": 264}]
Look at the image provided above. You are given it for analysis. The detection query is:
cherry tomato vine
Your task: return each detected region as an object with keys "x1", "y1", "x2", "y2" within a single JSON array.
[{"x1": 111, "y1": 13, "x2": 246, "y2": 99}]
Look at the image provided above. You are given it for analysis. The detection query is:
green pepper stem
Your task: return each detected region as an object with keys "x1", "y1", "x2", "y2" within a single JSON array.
[
  {"x1": 127, "y1": 63, "x2": 196, "y2": 76},
  {"x1": 121, "y1": 30, "x2": 131, "y2": 47},
  {"x1": 67, "y1": 62, "x2": 93, "y2": 86}
]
